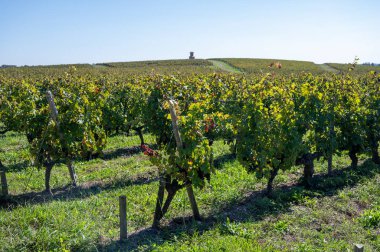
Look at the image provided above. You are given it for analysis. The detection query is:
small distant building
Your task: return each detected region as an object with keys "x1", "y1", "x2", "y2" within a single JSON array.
[{"x1": 189, "y1": 52, "x2": 195, "y2": 60}]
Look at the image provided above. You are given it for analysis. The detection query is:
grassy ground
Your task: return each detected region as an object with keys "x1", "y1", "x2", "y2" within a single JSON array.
[
  {"x1": 208, "y1": 59, "x2": 243, "y2": 73},
  {"x1": 0, "y1": 131, "x2": 379, "y2": 251},
  {"x1": 318, "y1": 64, "x2": 339, "y2": 73},
  {"x1": 213, "y1": 58, "x2": 326, "y2": 75}
]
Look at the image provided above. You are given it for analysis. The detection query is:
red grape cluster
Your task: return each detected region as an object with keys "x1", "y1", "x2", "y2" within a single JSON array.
[
  {"x1": 141, "y1": 144, "x2": 158, "y2": 157},
  {"x1": 204, "y1": 118, "x2": 216, "y2": 133}
]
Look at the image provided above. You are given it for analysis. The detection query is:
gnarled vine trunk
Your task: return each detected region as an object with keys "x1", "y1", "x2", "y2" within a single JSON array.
[
  {"x1": 349, "y1": 146, "x2": 359, "y2": 169},
  {"x1": 44, "y1": 161, "x2": 54, "y2": 195},
  {"x1": 370, "y1": 140, "x2": 380, "y2": 165},
  {"x1": 152, "y1": 178, "x2": 165, "y2": 228},
  {"x1": 327, "y1": 155, "x2": 333, "y2": 176},
  {"x1": 266, "y1": 166, "x2": 279, "y2": 196},
  {"x1": 152, "y1": 176, "x2": 184, "y2": 228},
  {"x1": 0, "y1": 161, "x2": 8, "y2": 196},
  {"x1": 303, "y1": 159, "x2": 314, "y2": 188},
  {"x1": 67, "y1": 160, "x2": 78, "y2": 186},
  {"x1": 134, "y1": 126, "x2": 145, "y2": 146},
  {"x1": 296, "y1": 153, "x2": 321, "y2": 188}
]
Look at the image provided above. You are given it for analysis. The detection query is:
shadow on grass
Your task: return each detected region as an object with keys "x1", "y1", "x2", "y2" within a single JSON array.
[
  {"x1": 213, "y1": 153, "x2": 236, "y2": 169},
  {"x1": 0, "y1": 151, "x2": 235, "y2": 211},
  {"x1": 98, "y1": 143, "x2": 230, "y2": 164},
  {"x1": 97, "y1": 159, "x2": 380, "y2": 251},
  {"x1": 2, "y1": 145, "x2": 148, "y2": 174},
  {"x1": 101, "y1": 145, "x2": 153, "y2": 161},
  {"x1": 3, "y1": 161, "x2": 31, "y2": 173},
  {"x1": 0, "y1": 171, "x2": 158, "y2": 210},
  {"x1": 71, "y1": 144, "x2": 157, "y2": 162}
]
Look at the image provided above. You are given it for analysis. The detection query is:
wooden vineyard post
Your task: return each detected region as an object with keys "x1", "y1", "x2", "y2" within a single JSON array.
[
  {"x1": 354, "y1": 244, "x2": 364, "y2": 252},
  {"x1": 185, "y1": 183, "x2": 201, "y2": 220},
  {"x1": 46, "y1": 91, "x2": 78, "y2": 186},
  {"x1": 327, "y1": 97, "x2": 336, "y2": 176},
  {"x1": 327, "y1": 116, "x2": 334, "y2": 176},
  {"x1": 168, "y1": 100, "x2": 201, "y2": 221},
  {"x1": 168, "y1": 101, "x2": 183, "y2": 149},
  {"x1": 119, "y1": 195, "x2": 128, "y2": 241},
  {"x1": 0, "y1": 161, "x2": 8, "y2": 196}
]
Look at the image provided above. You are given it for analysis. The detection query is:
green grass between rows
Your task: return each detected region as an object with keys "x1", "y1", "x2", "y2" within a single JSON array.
[{"x1": 0, "y1": 132, "x2": 379, "y2": 251}]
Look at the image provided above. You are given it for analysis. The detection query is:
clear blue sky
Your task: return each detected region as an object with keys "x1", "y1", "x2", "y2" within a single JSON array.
[{"x1": 1, "y1": 0, "x2": 379, "y2": 66}]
